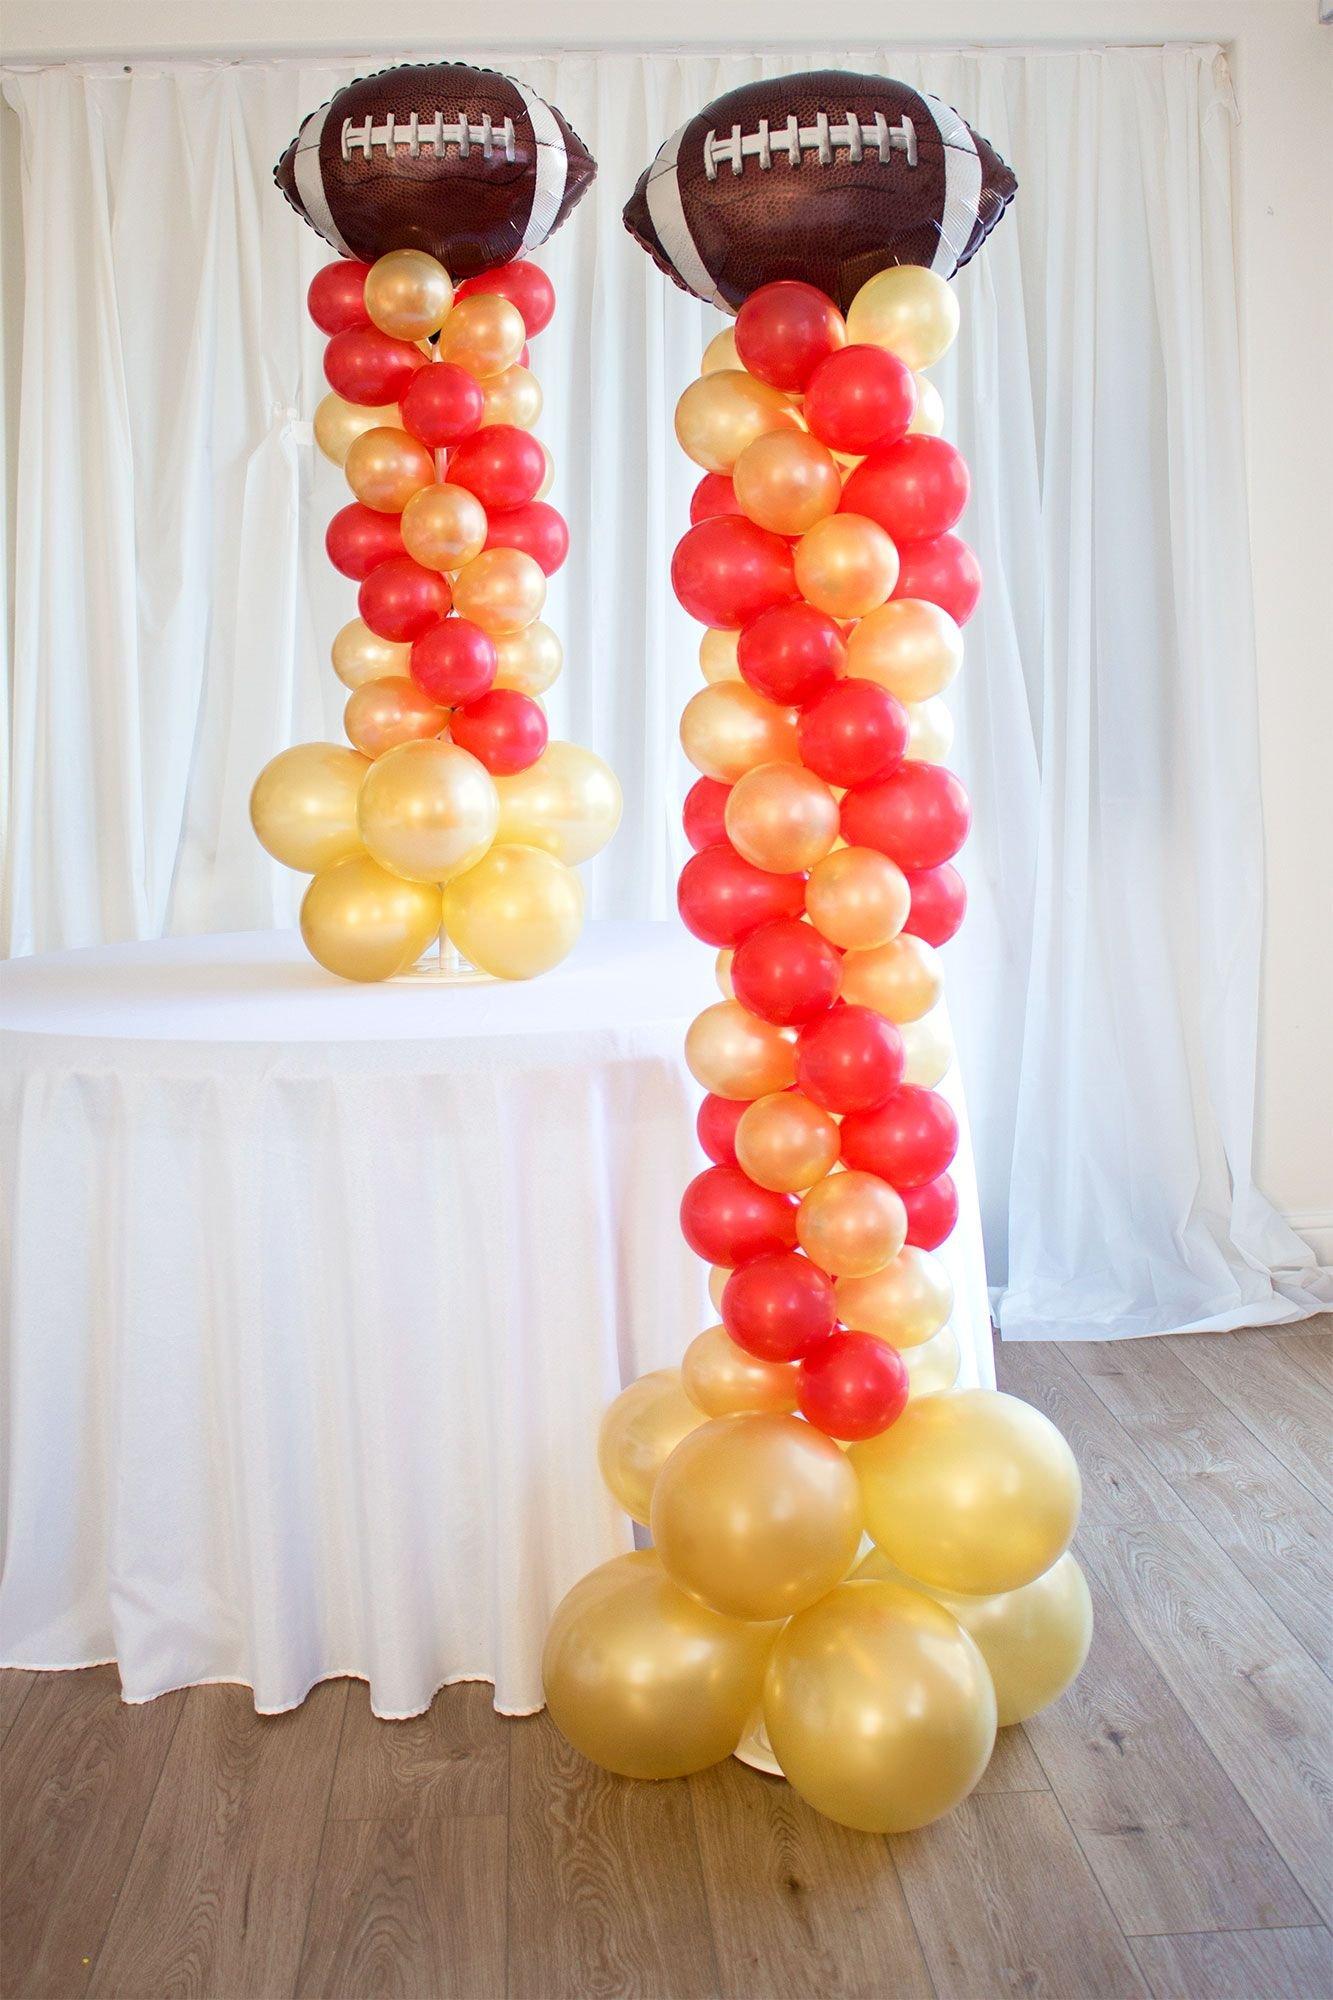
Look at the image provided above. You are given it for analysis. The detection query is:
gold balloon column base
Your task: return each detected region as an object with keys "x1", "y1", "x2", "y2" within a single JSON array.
[
  {"x1": 390, "y1": 931, "x2": 496, "y2": 985},
  {"x1": 733, "y1": 1710, "x2": 783, "y2": 1777}
]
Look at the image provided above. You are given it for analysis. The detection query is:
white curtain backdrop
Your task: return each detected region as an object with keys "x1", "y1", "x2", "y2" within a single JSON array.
[{"x1": 2, "y1": 45, "x2": 1326, "y2": 1337}]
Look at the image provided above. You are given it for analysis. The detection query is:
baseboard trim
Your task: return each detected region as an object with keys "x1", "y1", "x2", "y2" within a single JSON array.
[{"x1": 1284, "y1": 1210, "x2": 1333, "y2": 1267}]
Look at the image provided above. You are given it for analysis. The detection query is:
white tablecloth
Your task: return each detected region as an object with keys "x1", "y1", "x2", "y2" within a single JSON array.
[{"x1": 0, "y1": 923, "x2": 993, "y2": 1715}]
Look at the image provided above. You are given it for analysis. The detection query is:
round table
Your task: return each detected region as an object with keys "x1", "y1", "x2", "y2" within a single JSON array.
[{"x1": 0, "y1": 922, "x2": 993, "y2": 1717}]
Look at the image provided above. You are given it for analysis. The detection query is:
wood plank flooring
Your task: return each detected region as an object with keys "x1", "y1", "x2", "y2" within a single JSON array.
[{"x1": 2, "y1": 1319, "x2": 1330, "y2": 2000}]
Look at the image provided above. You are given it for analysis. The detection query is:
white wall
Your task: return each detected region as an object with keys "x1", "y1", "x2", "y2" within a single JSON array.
[{"x1": 2, "y1": 0, "x2": 1330, "y2": 1251}]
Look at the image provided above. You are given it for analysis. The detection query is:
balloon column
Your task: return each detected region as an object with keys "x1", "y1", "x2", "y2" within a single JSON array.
[{"x1": 545, "y1": 77, "x2": 1091, "y2": 1834}]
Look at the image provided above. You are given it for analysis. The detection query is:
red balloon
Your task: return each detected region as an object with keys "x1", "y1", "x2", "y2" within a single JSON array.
[
  {"x1": 796, "y1": 1005, "x2": 904, "y2": 1114},
  {"x1": 731, "y1": 918, "x2": 842, "y2": 1027},
  {"x1": 803, "y1": 345, "x2": 917, "y2": 456},
  {"x1": 455, "y1": 260, "x2": 556, "y2": 336},
  {"x1": 677, "y1": 843, "x2": 806, "y2": 947},
  {"x1": 901, "y1": 1173, "x2": 959, "y2": 1250},
  {"x1": 798, "y1": 678, "x2": 909, "y2": 788},
  {"x1": 841, "y1": 434, "x2": 970, "y2": 545},
  {"x1": 690, "y1": 473, "x2": 744, "y2": 525},
  {"x1": 683, "y1": 777, "x2": 731, "y2": 852},
  {"x1": 358, "y1": 557, "x2": 451, "y2": 643},
  {"x1": 903, "y1": 863, "x2": 967, "y2": 946},
  {"x1": 735, "y1": 281, "x2": 845, "y2": 393},
  {"x1": 840, "y1": 1086, "x2": 959, "y2": 1189},
  {"x1": 841, "y1": 762, "x2": 971, "y2": 871},
  {"x1": 680, "y1": 1166, "x2": 798, "y2": 1267},
  {"x1": 323, "y1": 324, "x2": 426, "y2": 406},
  {"x1": 892, "y1": 532, "x2": 983, "y2": 625},
  {"x1": 483, "y1": 500, "x2": 569, "y2": 575},
  {"x1": 308, "y1": 259, "x2": 372, "y2": 335},
  {"x1": 671, "y1": 517, "x2": 799, "y2": 628},
  {"x1": 410, "y1": 617, "x2": 497, "y2": 707},
  {"x1": 447, "y1": 425, "x2": 545, "y2": 511},
  {"x1": 450, "y1": 688, "x2": 548, "y2": 774},
  {"x1": 798, "y1": 1331, "x2": 909, "y2": 1441},
  {"x1": 326, "y1": 503, "x2": 405, "y2": 581},
  {"x1": 697, "y1": 1093, "x2": 746, "y2": 1166},
  {"x1": 400, "y1": 363, "x2": 485, "y2": 449},
  {"x1": 722, "y1": 1251, "x2": 836, "y2": 1362},
  {"x1": 737, "y1": 602, "x2": 846, "y2": 707}
]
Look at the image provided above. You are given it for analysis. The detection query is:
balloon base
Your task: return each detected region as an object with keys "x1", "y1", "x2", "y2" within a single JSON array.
[
  {"x1": 390, "y1": 932, "x2": 497, "y2": 985},
  {"x1": 733, "y1": 1710, "x2": 784, "y2": 1778}
]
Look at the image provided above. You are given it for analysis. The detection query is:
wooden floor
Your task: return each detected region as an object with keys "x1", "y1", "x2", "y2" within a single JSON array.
[{"x1": 3, "y1": 1322, "x2": 1330, "y2": 2000}]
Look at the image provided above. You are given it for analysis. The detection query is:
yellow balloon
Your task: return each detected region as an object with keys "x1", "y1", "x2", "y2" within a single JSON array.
[
  {"x1": 840, "y1": 932, "x2": 942, "y2": 1023},
  {"x1": 250, "y1": 742, "x2": 369, "y2": 872},
  {"x1": 763, "y1": 1578, "x2": 996, "y2": 1832},
  {"x1": 650, "y1": 1413, "x2": 862, "y2": 1622},
  {"x1": 542, "y1": 1550, "x2": 779, "y2": 1779},
  {"x1": 846, "y1": 598, "x2": 963, "y2": 702},
  {"x1": 441, "y1": 842, "x2": 583, "y2": 979},
  {"x1": 797, "y1": 1169, "x2": 907, "y2": 1279},
  {"x1": 907, "y1": 696, "x2": 955, "y2": 763},
  {"x1": 299, "y1": 854, "x2": 441, "y2": 981},
  {"x1": 357, "y1": 738, "x2": 498, "y2": 884},
  {"x1": 314, "y1": 394, "x2": 400, "y2": 467},
  {"x1": 331, "y1": 618, "x2": 412, "y2": 690},
  {"x1": 681, "y1": 1324, "x2": 799, "y2": 1418},
  {"x1": 598, "y1": 1369, "x2": 706, "y2": 1524},
  {"x1": 400, "y1": 482, "x2": 488, "y2": 572},
  {"x1": 491, "y1": 620, "x2": 562, "y2": 696},
  {"x1": 364, "y1": 248, "x2": 453, "y2": 340},
  {"x1": 493, "y1": 741, "x2": 622, "y2": 864},
  {"x1": 707, "y1": 1264, "x2": 730, "y2": 1314},
  {"x1": 901, "y1": 1005, "x2": 953, "y2": 1086},
  {"x1": 714, "y1": 949, "x2": 734, "y2": 999},
  {"x1": 735, "y1": 1091, "x2": 840, "y2": 1193},
  {"x1": 701, "y1": 326, "x2": 741, "y2": 374},
  {"x1": 343, "y1": 676, "x2": 449, "y2": 758},
  {"x1": 806, "y1": 845, "x2": 910, "y2": 950},
  {"x1": 480, "y1": 363, "x2": 543, "y2": 429},
  {"x1": 725, "y1": 762, "x2": 839, "y2": 873},
  {"x1": 680, "y1": 683, "x2": 800, "y2": 783},
  {"x1": 794, "y1": 513, "x2": 899, "y2": 619},
  {"x1": 674, "y1": 370, "x2": 802, "y2": 475},
  {"x1": 909, "y1": 373, "x2": 946, "y2": 436},
  {"x1": 846, "y1": 266, "x2": 961, "y2": 370},
  {"x1": 343, "y1": 425, "x2": 435, "y2": 513},
  {"x1": 901, "y1": 1320, "x2": 962, "y2": 1397},
  {"x1": 852, "y1": 1388, "x2": 1083, "y2": 1595},
  {"x1": 835, "y1": 1244, "x2": 953, "y2": 1348},
  {"x1": 699, "y1": 627, "x2": 742, "y2": 683},
  {"x1": 451, "y1": 547, "x2": 546, "y2": 635},
  {"x1": 733, "y1": 429, "x2": 841, "y2": 536},
  {"x1": 685, "y1": 1000, "x2": 796, "y2": 1100},
  {"x1": 436, "y1": 291, "x2": 526, "y2": 378}
]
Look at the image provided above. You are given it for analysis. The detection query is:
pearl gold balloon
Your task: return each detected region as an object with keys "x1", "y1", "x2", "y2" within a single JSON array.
[
  {"x1": 357, "y1": 738, "x2": 499, "y2": 884},
  {"x1": 650, "y1": 1413, "x2": 862, "y2": 1622},
  {"x1": 680, "y1": 683, "x2": 800, "y2": 783},
  {"x1": 699, "y1": 627, "x2": 742, "y2": 683},
  {"x1": 493, "y1": 741, "x2": 622, "y2": 864},
  {"x1": 536, "y1": 444, "x2": 556, "y2": 499},
  {"x1": 715, "y1": 950, "x2": 734, "y2": 998},
  {"x1": 481, "y1": 363, "x2": 543, "y2": 429},
  {"x1": 797, "y1": 1169, "x2": 907, "y2": 1279},
  {"x1": 853, "y1": 1388, "x2": 1083, "y2": 1595},
  {"x1": 674, "y1": 370, "x2": 802, "y2": 475},
  {"x1": 343, "y1": 676, "x2": 448, "y2": 758},
  {"x1": 763, "y1": 1579, "x2": 996, "y2": 1832},
  {"x1": 902, "y1": 1320, "x2": 962, "y2": 1397},
  {"x1": 686, "y1": 1000, "x2": 797, "y2": 1101},
  {"x1": 250, "y1": 742, "x2": 370, "y2": 872},
  {"x1": 331, "y1": 618, "x2": 413, "y2": 690},
  {"x1": 794, "y1": 513, "x2": 899, "y2": 620},
  {"x1": 840, "y1": 933, "x2": 942, "y2": 1023},
  {"x1": 344, "y1": 425, "x2": 435, "y2": 513},
  {"x1": 682, "y1": 1324, "x2": 800, "y2": 1418},
  {"x1": 836, "y1": 1244, "x2": 953, "y2": 1348},
  {"x1": 733, "y1": 429, "x2": 841, "y2": 536},
  {"x1": 314, "y1": 394, "x2": 400, "y2": 467},
  {"x1": 542, "y1": 1551, "x2": 779, "y2": 1780},
  {"x1": 901, "y1": 1005, "x2": 953, "y2": 1087},
  {"x1": 806, "y1": 845, "x2": 910, "y2": 950},
  {"x1": 701, "y1": 326, "x2": 741, "y2": 374},
  {"x1": 598, "y1": 1369, "x2": 707, "y2": 1525},
  {"x1": 725, "y1": 762, "x2": 839, "y2": 874},
  {"x1": 907, "y1": 696, "x2": 955, "y2": 763},
  {"x1": 909, "y1": 374, "x2": 946, "y2": 436},
  {"x1": 436, "y1": 291, "x2": 526, "y2": 378},
  {"x1": 708, "y1": 1264, "x2": 730, "y2": 1314},
  {"x1": 846, "y1": 598, "x2": 963, "y2": 703},
  {"x1": 400, "y1": 482, "x2": 488, "y2": 572},
  {"x1": 452, "y1": 547, "x2": 546, "y2": 635},
  {"x1": 364, "y1": 248, "x2": 453, "y2": 340},
  {"x1": 492, "y1": 620, "x2": 562, "y2": 696},
  {"x1": 736, "y1": 1090, "x2": 840, "y2": 1193},
  {"x1": 299, "y1": 854, "x2": 441, "y2": 982},
  {"x1": 846, "y1": 266, "x2": 961, "y2": 371},
  {"x1": 441, "y1": 842, "x2": 583, "y2": 979}
]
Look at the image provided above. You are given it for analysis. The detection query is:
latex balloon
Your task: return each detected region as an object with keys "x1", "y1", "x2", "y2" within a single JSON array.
[
  {"x1": 598, "y1": 1370, "x2": 706, "y2": 1524},
  {"x1": 794, "y1": 513, "x2": 899, "y2": 620},
  {"x1": 683, "y1": 776, "x2": 731, "y2": 852},
  {"x1": 842, "y1": 434, "x2": 970, "y2": 545},
  {"x1": 410, "y1": 617, "x2": 497, "y2": 707},
  {"x1": 733, "y1": 430, "x2": 841, "y2": 537},
  {"x1": 492, "y1": 620, "x2": 562, "y2": 697},
  {"x1": 674, "y1": 369, "x2": 802, "y2": 474},
  {"x1": 715, "y1": 950, "x2": 735, "y2": 998},
  {"x1": 677, "y1": 844, "x2": 806, "y2": 948},
  {"x1": 853, "y1": 1388, "x2": 1083, "y2": 1594},
  {"x1": 542, "y1": 1551, "x2": 779, "y2": 1780},
  {"x1": 480, "y1": 363, "x2": 543, "y2": 430},
  {"x1": 680, "y1": 1165, "x2": 798, "y2": 1267},
  {"x1": 722, "y1": 1250, "x2": 836, "y2": 1362},
  {"x1": 910, "y1": 375, "x2": 945, "y2": 436},
  {"x1": 907, "y1": 697, "x2": 955, "y2": 763},
  {"x1": 797, "y1": 678, "x2": 909, "y2": 788},
  {"x1": 904, "y1": 862, "x2": 967, "y2": 947},
  {"x1": 734, "y1": 281, "x2": 846, "y2": 392},
  {"x1": 493, "y1": 741, "x2": 622, "y2": 864},
  {"x1": 699, "y1": 627, "x2": 742, "y2": 684},
  {"x1": 701, "y1": 326, "x2": 741, "y2": 373},
  {"x1": 731, "y1": 917, "x2": 842, "y2": 1027},
  {"x1": 839, "y1": 932, "x2": 943, "y2": 1023},
  {"x1": 841, "y1": 1085, "x2": 958, "y2": 1189},
  {"x1": 842, "y1": 762, "x2": 971, "y2": 871},
  {"x1": 672, "y1": 517, "x2": 799, "y2": 628},
  {"x1": 901, "y1": 1320, "x2": 962, "y2": 1397},
  {"x1": 680, "y1": 683, "x2": 800, "y2": 784},
  {"x1": 324, "y1": 323, "x2": 426, "y2": 406},
  {"x1": 892, "y1": 532, "x2": 982, "y2": 626},
  {"x1": 797, "y1": 1169, "x2": 907, "y2": 1279},
  {"x1": 690, "y1": 473, "x2": 743, "y2": 525},
  {"x1": 736, "y1": 602, "x2": 845, "y2": 708},
  {"x1": 682, "y1": 1323, "x2": 800, "y2": 1418},
  {"x1": 399, "y1": 363, "x2": 485, "y2": 449},
  {"x1": 451, "y1": 547, "x2": 547, "y2": 636},
  {"x1": 798, "y1": 1330, "x2": 909, "y2": 1441},
  {"x1": 795, "y1": 1004, "x2": 905, "y2": 1114},
  {"x1": 250, "y1": 742, "x2": 369, "y2": 872},
  {"x1": 300, "y1": 854, "x2": 441, "y2": 982},
  {"x1": 845, "y1": 265, "x2": 961, "y2": 371},
  {"x1": 448, "y1": 425, "x2": 546, "y2": 511},
  {"x1": 451, "y1": 688, "x2": 548, "y2": 776},
  {"x1": 363, "y1": 248, "x2": 453, "y2": 340},
  {"x1": 846, "y1": 598, "x2": 963, "y2": 703},
  {"x1": 343, "y1": 676, "x2": 448, "y2": 757},
  {"x1": 332, "y1": 618, "x2": 412, "y2": 691},
  {"x1": 400, "y1": 483, "x2": 489, "y2": 572},
  {"x1": 357, "y1": 738, "x2": 499, "y2": 884},
  {"x1": 835, "y1": 1245, "x2": 954, "y2": 1349},
  {"x1": 456, "y1": 260, "x2": 556, "y2": 336},
  {"x1": 436, "y1": 292, "x2": 526, "y2": 378},
  {"x1": 358, "y1": 556, "x2": 451, "y2": 642},
  {"x1": 314, "y1": 394, "x2": 401, "y2": 467},
  {"x1": 650, "y1": 1413, "x2": 863, "y2": 1621},
  {"x1": 327, "y1": 503, "x2": 406, "y2": 581},
  {"x1": 308, "y1": 259, "x2": 372, "y2": 335},
  {"x1": 735, "y1": 1090, "x2": 840, "y2": 1193},
  {"x1": 901, "y1": 1172, "x2": 959, "y2": 1250},
  {"x1": 483, "y1": 500, "x2": 569, "y2": 576},
  {"x1": 803, "y1": 345, "x2": 917, "y2": 456},
  {"x1": 535, "y1": 444, "x2": 556, "y2": 499},
  {"x1": 806, "y1": 845, "x2": 910, "y2": 951},
  {"x1": 697, "y1": 1092, "x2": 745, "y2": 1165},
  {"x1": 725, "y1": 762, "x2": 839, "y2": 873},
  {"x1": 685, "y1": 1000, "x2": 798, "y2": 1101},
  {"x1": 900, "y1": 1004, "x2": 955, "y2": 1088},
  {"x1": 763, "y1": 1579, "x2": 995, "y2": 1832},
  {"x1": 441, "y1": 843, "x2": 584, "y2": 979}
]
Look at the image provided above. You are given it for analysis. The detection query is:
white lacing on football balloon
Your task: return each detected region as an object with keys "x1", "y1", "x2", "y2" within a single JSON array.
[
  {"x1": 341, "y1": 112, "x2": 519, "y2": 163},
  {"x1": 702, "y1": 112, "x2": 917, "y2": 180}
]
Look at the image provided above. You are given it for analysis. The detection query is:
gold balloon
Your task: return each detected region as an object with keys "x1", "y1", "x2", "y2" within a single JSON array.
[
  {"x1": 699, "y1": 627, "x2": 742, "y2": 683},
  {"x1": 682, "y1": 1324, "x2": 799, "y2": 1418},
  {"x1": 314, "y1": 394, "x2": 400, "y2": 467},
  {"x1": 836, "y1": 1244, "x2": 953, "y2": 1348},
  {"x1": 493, "y1": 741, "x2": 622, "y2": 864},
  {"x1": 701, "y1": 326, "x2": 741, "y2": 374},
  {"x1": 839, "y1": 933, "x2": 942, "y2": 1023},
  {"x1": 846, "y1": 266, "x2": 961, "y2": 371},
  {"x1": 300, "y1": 854, "x2": 441, "y2": 982},
  {"x1": 492, "y1": 619, "x2": 563, "y2": 695},
  {"x1": 436, "y1": 291, "x2": 526, "y2": 378},
  {"x1": 715, "y1": 950, "x2": 734, "y2": 998},
  {"x1": 364, "y1": 248, "x2": 453, "y2": 341},
  {"x1": 331, "y1": 618, "x2": 412, "y2": 690},
  {"x1": 481, "y1": 363, "x2": 543, "y2": 429},
  {"x1": 679, "y1": 683, "x2": 800, "y2": 783},
  {"x1": 441, "y1": 842, "x2": 583, "y2": 979},
  {"x1": 357, "y1": 738, "x2": 499, "y2": 884},
  {"x1": 846, "y1": 598, "x2": 963, "y2": 702},
  {"x1": 451, "y1": 547, "x2": 546, "y2": 635},
  {"x1": 707, "y1": 1264, "x2": 730, "y2": 1313},
  {"x1": 806, "y1": 845, "x2": 910, "y2": 950},
  {"x1": 650, "y1": 1413, "x2": 862, "y2": 1622},
  {"x1": 907, "y1": 696, "x2": 955, "y2": 763},
  {"x1": 344, "y1": 425, "x2": 435, "y2": 513},
  {"x1": 733, "y1": 429, "x2": 841, "y2": 536},
  {"x1": 536, "y1": 444, "x2": 556, "y2": 500},
  {"x1": 736, "y1": 1090, "x2": 840, "y2": 1193},
  {"x1": 598, "y1": 1370, "x2": 706, "y2": 1524},
  {"x1": 763, "y1": 1579, "x2": 996, "y2": 1832},
  {"x1": 797, "y1": 1169, "x2": 907, "y2": 1278},
  {"x1": 542, "y1": 1550, "x2": 779, "y2": 1780},
  {"x1": 674, "y1": 370, "x2": 802, "y2": 475},
  {"x1": 685, "y1": 1000, "x2": 796, "y2": 1100},
  {"x1": 902, "y1": 1320, "x2": 962, "y2": 1397},
  {"x1": 901, "y1": 1005, "x2": 953, "y2": 1086},
  {"x1": 852, "y1": 1388, "x2": 1083, "y2": 1595},
  {"x1": 250, "y1": 742, "x2": 369, "y2": 872},
  {"x1": 400, "y1": 482, "x2": 488, "y2": 572},
  {"x1": 794, "y1": 513, "x2": 899, "y2": 619},
  {"x1": 343, "y1": 677, "x2": 448, "y2": 759},
  {"x1": 725, "y1": 762, "x2": 839, "y2": 873},
  {"x1": 909, "y1": 373, "x2": 946, "y2": 436}
]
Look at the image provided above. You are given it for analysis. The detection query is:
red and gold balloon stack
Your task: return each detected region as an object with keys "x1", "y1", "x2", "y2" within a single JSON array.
[
  {"x1": 545, "y1": 268, "x2": 1091, "y2": 1834},
  {"x1": 250, "y1": 250, "x2": 620, "y2": 981}
]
